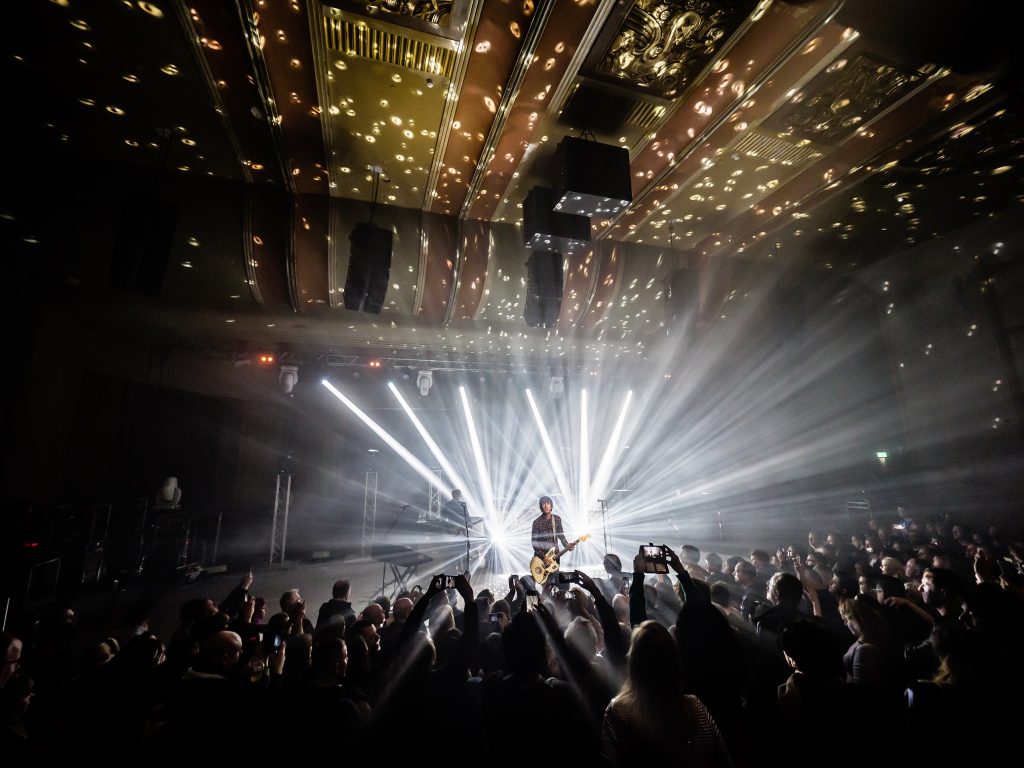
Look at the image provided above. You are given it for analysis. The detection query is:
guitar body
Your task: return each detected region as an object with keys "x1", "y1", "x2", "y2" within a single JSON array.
[
  {"x1": 530, "y1": 553, "x2": 559, "y2": 584},
  {"x1": 528, "y1": 534, "x2": 591, "y2": 585}
]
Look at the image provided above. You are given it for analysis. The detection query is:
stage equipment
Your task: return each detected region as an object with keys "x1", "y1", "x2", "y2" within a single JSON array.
[
  {"x1": 343, "y1": 221, "x2": 392, "y2": 313},
  {"x1": 279, "y1": 365, "x2": 298, "y2": 395},
  {"x1": 417, "y1": 370, "x2": 433, "y2": 397},
  {"x1": 522, "y1": 185, "x2": 590, "y2": 251},
  {"x1": 551, "y1": 136, "x2": 632, "y2": 218},
  {"x1": 523, "y1": 250, "x2": 564, "y2": 328},
  {"x1": 269, "y1": 471, "x2": 292, "y2": 566},
  {"x1": 371, "y1": 544, "x2": 432, "y2": 600}
]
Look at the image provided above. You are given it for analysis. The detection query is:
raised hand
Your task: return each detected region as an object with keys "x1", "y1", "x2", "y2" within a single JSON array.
[
  {"x1": 241, "y1": 594, "x2": 256, "y2": 624},
  {"x1": 454, "y1": 573, "x2": 474, "y2": 603},
  {"x1": 664, "y1": 545, "x2": 684, "y2": 574},
  {"x1": 426, "y1": 575, "x2": 445, "y2": 598},
  {"x1": 574, "y1": 570, "x2": 599, "y2": 597},
  {"x1": 269, "y1": 639, "x2": 286, "y2": 676}
]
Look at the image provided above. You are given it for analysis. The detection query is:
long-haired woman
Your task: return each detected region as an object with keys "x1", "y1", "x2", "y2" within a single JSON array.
[{"x1": 600, "y1": 620, "x2": 732, "y2": 767}]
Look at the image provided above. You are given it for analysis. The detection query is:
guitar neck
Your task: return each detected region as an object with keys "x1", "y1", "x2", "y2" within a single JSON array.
[{"x1": 552, "y1": 537, "x2": 580, "y2": 559}]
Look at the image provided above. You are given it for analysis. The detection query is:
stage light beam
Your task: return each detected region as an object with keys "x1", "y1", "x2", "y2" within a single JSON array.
[
  {"x1": 459, "y1": 386, "x2": 497, "y2": 522},
  {"x1": 525, "y1": 388, "x2": 575, "y2": 521},
  {"x1": 579, "y1": 389, "x2": 590, "y2": 524},
  {"x1": 388, "y1": 381, "x2": 479, "y2": 516},
  {"x1": 322, "y1": 380, "x2": 447, "y2": 491},
  {"x1": 588, "y1": 390, "x2": 633, "y2": 511}
]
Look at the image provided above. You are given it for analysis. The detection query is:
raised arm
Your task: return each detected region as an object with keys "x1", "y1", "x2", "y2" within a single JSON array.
[
  {"x1": 575, "y1": 571, "x2": 626, "y2": 671},
  {"x1": 451, "y1": 574, "x2": 479, "y2": 676},
  {"x1": 666, "y1": 546, "x2": 706, "y2": 603},
  {"x1": 220, "y1": 569, "x2": 254, "y2": 618},
  {"x1": 629, "y1": 555, "x2": 647, "y2": 627},
  {"x1": 395, "y1": 577, "x2": 442, "y2": 650}
]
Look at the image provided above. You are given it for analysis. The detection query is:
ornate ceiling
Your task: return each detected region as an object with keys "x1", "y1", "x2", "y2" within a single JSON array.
[{"x1": 2, "y1": 0, "x2": 1022, "y2": 368}]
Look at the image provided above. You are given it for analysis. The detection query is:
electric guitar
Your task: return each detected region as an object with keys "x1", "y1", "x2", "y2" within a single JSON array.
[{"x1": 530, "y1": 534, "x2": 591, "y2": 584}]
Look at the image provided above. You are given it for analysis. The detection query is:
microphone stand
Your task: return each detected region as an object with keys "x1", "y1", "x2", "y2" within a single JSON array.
[{"x1": 461, "y1": 501, "x2": 471, "y2": 573}]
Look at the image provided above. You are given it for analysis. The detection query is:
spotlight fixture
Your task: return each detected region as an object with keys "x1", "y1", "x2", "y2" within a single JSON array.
[
  {"x1": 258, "y1": 353, "x2": 275, "y2": 364},
  {"x1": 549, "y1": 376, "x2": 564, "y2": 396},
  {"x1": 279, "y1": 365, "x2": 298, "y2": 395},
  {"x1": 417, "y1": 370, "x2": 432, "y2": 397}
]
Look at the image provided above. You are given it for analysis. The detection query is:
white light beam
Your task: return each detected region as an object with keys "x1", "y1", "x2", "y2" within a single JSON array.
[
  {"x1": 579, "y1": 389, "x2": 590, "y2": 525},
  {"x1": 525, "y1": 388, "x2": 575, "y2": 521},
  {"x1": 459, "y1": 386, "x2": 497, "y2": 522},
  {"x1": 588, "y1": 390, "x2": 633, "y2": 510},
  {"x1": 388, "y1": 381, "x2": 480, "y2": 517},
  {"x1": 322, "y1": 380, "x2": 446, "y2": 491}
]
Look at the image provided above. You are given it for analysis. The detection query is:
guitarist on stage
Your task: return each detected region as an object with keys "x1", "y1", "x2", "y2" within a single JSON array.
[{"x1": 531, "y1": 495, "x2": 575, "y2": 573}]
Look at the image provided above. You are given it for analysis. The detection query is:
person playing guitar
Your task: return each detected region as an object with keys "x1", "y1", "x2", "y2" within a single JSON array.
[{"x1": 530, "y1": 495, "x2": 576, "y2": 584}]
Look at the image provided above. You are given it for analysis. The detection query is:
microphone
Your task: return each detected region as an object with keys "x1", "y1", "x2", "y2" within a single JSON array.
[
  {"x1": 460, "y1": 501, "x2": 468, "y2": 510},
  {"x1": 400, "y1": 504, "x2": 410, "y2": 511}
]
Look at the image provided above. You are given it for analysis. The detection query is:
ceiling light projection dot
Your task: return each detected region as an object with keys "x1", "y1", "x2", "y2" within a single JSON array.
[{"x1": 137, "y1": 1, "x2": 164, "y2": 17}]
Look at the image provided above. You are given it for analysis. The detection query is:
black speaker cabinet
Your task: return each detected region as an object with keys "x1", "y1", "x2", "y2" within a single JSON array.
[
  {"x1": 523, "y1": 250, "x2": 563, "y2": 328},
  {"x1": 344, "y1": 222, "x2": 393, "y2": 313},
  {"x1": 552, "y1": 136, "x2": 632, "y2": 218},
  {"x1": 522, "y1": 186, "x2": 590, "y2": 252}
]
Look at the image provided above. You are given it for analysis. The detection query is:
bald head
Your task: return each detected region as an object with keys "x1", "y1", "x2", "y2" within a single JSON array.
[
  {"x1": 392, "y1": 597, "x2": 414, "y2": 622},
  {"x1": 361, "y1": 603, "x2": 385, "y2": 628},
  {"x1": 611, "y1": 593, "x2": 629, "y2": 624},
  {"x1": 196, "y1": 631, "x2": 243, "y2": 675}
]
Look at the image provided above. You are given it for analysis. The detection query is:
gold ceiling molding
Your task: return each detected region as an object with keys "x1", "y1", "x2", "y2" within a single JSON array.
[
  {"x1": 323, "y1": 16, "x2": 457, "y2": 78},
  {"x1": 626, "y1": 100, "x2": 668, "y2": 130},
  {"x1": 732, "y1": 128, "x2": 823, "y2": 166},
  {"x1": 320, "y1": 0, "x2": 472, "y2": 40},
  {"x1": 765, "y1": 53, "x2": 923, "y2": 146},
  {"x1": 588, "y1": 0, "x2": 757, "y2": 100},
  {"x1": 420, "y1": 0, "x2": 484, "y2": 221},
  {"x1": 457, "y1": 0, "x2": 558, "y2": 221},
  {"x1": 594, "y1": 0, "x2": 847, "y2": 242},
  {"x1": 364, "y1": 0, "x2": 455, "y2": 26},
  {"x1": 173, "y1": 0, "x2": 253, "y2": 183},
  {"x1": 241, "y1": 197, "x2": 264, "y2": 306}
]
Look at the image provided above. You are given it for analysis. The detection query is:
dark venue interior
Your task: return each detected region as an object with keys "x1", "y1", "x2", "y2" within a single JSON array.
[{"x1": 0, "y1": 0, "x2": 1022, "y2": 763}]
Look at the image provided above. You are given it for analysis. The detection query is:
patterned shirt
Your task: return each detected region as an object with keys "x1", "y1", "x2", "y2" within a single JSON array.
[{"x1": 532, "y1": 513, "x2": 569, "y2": 557}]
